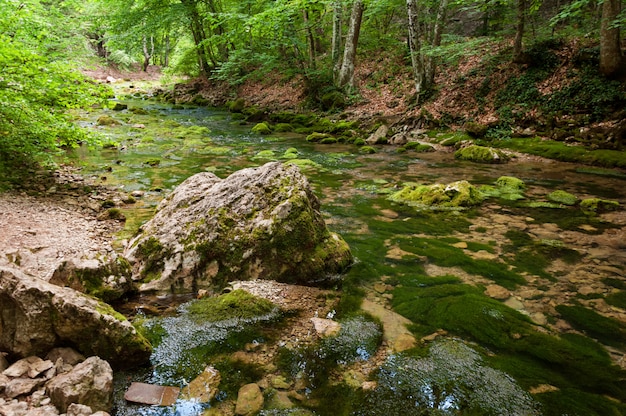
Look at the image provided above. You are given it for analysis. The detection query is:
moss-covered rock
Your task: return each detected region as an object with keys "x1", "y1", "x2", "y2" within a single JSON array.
[
  {"x1": 580, "y1": 198, "x2": 620, "y2": 214},
  {"x1": 251, "y1": 122, "x2": 272, "y2": 135},
  {"x1": 402, "y1": 142, "x2": 436, "y2": 152},
  {"x1": 480, "y1": 176, "x2": 526, "y2": 200},
  {"x1": 96, "y1": 115, "x2": 120, "y2": 126},
  {"x1": 0, "y1": 267, "x2": 151, "y2": 367},
  {"x1": 454, "y1": 145, "x2": 510, "y2": 164},
  {"x1": 464, "y1": 121, "x2": 489, "y2": 138},
  {"x1": 306, "y1": 132, "x2": 331, "y2": 142},
  {"x1": 359, "y1": 146, "x2": 377, "y2": 154},
  {"x1": 187, "y1": 289, "x2": 277, "y2": 322},
  {"x1": 229, "y1": 98, "x2": 246, "y2": 113},
  {"x1": 548, "y1": 190, "x2": 579, "y2": 206},
  {"x1": 389, "y1": 180, "x2": 484, "y2": 209},
  {"x1": 124, "y1": 162, "x2": 352, "y2": 293}
]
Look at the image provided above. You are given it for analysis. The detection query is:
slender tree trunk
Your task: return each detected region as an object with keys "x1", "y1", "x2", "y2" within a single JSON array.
[
  {"x1": 181, "y1": 0, "x2": 210, "y2": 77},
  {"x1": 425, "y1": 0, "x2": 448, "y2": 87},
  {"x1": 332, "y1": 0, "x2": 343, "y2": 81},
  {"x1": 142, "y1": 35, "x2": 151, "y2": 71},
  {"x1": 406, "y1": 0, "x2": 424, "y2": 100},
  {"x1": 599, "y1": 0, "x2": 623, "y2": 77},
  {"x1": 303, "y1": 9, "x2": 316, "y2": 70},
  {"x1": 337, "y1": 0, "x2": 364, "y2": 89},
  {"x1": 513, "y1": 0, "x2": 526, "y2": 63},
  {"x1": 164, "y1": 35, "x2": 170, "y2": 67}
]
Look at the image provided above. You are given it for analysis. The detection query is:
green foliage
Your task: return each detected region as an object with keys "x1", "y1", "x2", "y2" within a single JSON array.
[{"x1": 0, "y1": 0, "x2": 110, "y2": 185}]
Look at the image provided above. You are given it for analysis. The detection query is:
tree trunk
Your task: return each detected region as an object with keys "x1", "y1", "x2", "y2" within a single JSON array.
[
  {"x1": 142, "y1": 35, "x2": 151, "y2": 71},
  {"x1": 599, "y1": 0, "x2": 623, "y2": 77},
  {"x1": 425, "y1": 0, "x2": 448, "y2": 87},
  {"x1": 513, "y1": 0, "x2": 527, "y2": 63},
  {"x1": 406, "y1": 0, "x2": 424, "y2": 100},
  {"x1": 332, "y1": 0, "x2": 343, "y2": 81},
  {"x1": 337, "y1": 0, "x2": 364, "y2": 89},
  {"x1": 303, "y1": 9, "x2": 316, "y2": 70}
]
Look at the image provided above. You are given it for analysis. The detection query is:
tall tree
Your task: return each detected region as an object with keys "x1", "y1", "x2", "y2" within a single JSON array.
[
  {"x1": 337, "y1": 0, "x2": 365, "y2": 89},
  {"x1": 406, "y1": 0, "x2": 449, "y2": 103},
  {"x1": 513, "y1": 0, "x2": 527, "y2": 63},
  {"x1": 599, "y1": 0, "x2": 624, "y2": 77},
  {"x1": 332, "y1": 0, "x2": 343, "y2": 81}
]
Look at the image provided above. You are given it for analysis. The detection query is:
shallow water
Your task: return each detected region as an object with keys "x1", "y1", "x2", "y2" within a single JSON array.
[{"x1": 70, "y1": 96, "x2": 626, "y2": 415}]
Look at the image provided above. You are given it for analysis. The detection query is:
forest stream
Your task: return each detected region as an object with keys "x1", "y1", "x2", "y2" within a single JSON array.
[{"x1": 67, "y1": 83, "x2": 626, "y2": 415}]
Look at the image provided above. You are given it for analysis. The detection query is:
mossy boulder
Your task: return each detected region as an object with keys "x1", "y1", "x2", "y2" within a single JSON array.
[
  {"x1": 96, "y1": 115, "x2": 120, "y2": 126},
  {"x1": 359, "y1": 146, "x2": 377, "y2": 154},
  {"x1": 251, "y1": 122, "x2": 272, "y2": 135},
  {"x1": 0, "y1": 267, "x2": 151, "y2": 367},
  {"x1": 480, "y1": 176, "x2": 526, "y2": 200},
  {"x1": 320, "y1": 90, "x2": 346, "y2": 111},
  {"x1": 229, "y1": 98, "x2": 246, "y2": 113},
  {"x1": 124, "y1": 162, "x2": 352, "y2": 293},
  {"x1": 464, "y1": 121, "x2": 489, "y2": 138},
  {"x1": 580, "y1": 198, "x2": 620, "y2": 214},
  {"x1": 454, "y1": 145, "x2": 510, "y2": 164},
  {"x1": 547, "y1": 190, "x2": 579, "y2": 206},
  {"x1": 306, "y1": 132, "x2": 331, "y2": 142},
  {"x1": 389, "y1": 180, "x2": 484, "y2": 208}
]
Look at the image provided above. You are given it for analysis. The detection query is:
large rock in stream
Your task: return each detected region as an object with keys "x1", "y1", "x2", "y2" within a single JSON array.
[
  {"x1": 0, "y1": 267, "x2": 151, "y2": 367},
  {"x1": 125, "y1": 162, "x2": 352, "y2": 293}
]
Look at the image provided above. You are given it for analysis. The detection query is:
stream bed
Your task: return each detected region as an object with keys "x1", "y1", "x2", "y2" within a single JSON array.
[{"x1": 69, "y1": 88, "x2": 626, "y2": 415}]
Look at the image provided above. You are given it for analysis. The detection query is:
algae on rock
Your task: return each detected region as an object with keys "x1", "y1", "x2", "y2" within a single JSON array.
[
  {"x1": 454, "y1": 145, "x2": 510, "y2": 164},
  {"x1": 124, "y1": 162, "x2": 353, "y2": 294},
  {"x1": 389, "y1": 180, "x2": 484, "y2": 209}
]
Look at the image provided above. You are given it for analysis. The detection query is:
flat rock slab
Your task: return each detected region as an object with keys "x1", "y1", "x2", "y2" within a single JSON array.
[{"x1": 124, "y1": 382, "x2": 180, "y2": 406}]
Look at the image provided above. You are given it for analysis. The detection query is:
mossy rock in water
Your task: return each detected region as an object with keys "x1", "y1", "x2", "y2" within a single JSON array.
[
  {"x1": 481, "y1": 176, "x2": 526, "y2": 200},
  {"x1": 580, "y1": 198, "x2": 620, "y2": 214},
  {"x1": 251, "y1": 122, "x2": 272, "y2": 135},
  {"x1": 403, "y1": 142, "x2": 435, "y2": 152},
  {"x1": 359, "y1": 146, "x2": 377, "y2": 154},
  {"x1": 274, "y1": 123, "x2": 294, "y2": 133},
  {"x1": 547, "y1": 190, "x2": 579, "y2": 206},
  {"x1": 320, "y1": 90, "x2": 346, "y2": 111},
  {"x1": 229, "y1": 98, "x2": 245, "y2": 113},
  {"x1": 320, "y1": 137, "x2": 338, "y2": 144},
  {"x1": 389, "y1": 180, "x2": 483, "y2": 209},
  {"x1": 254, "y1": 150, "x2": 276, "y2": 159},
  {"x1": 187, "y1": 289, "x2": 277, "y2": 322},
  {"x1": 454, "y1": 145, "x2": 510, "y2": 164},
  {"x1": 306, "y1": 132, "x2": 331, "y2": 142},
  {"x1": 96, "y1": 115, "x2": 120, "y2": 126},
  {"x1": 281, "y1": 148, "x2": 299, "y2": 159},
  {"x1": 354, "y1": 138, "x2": 366, "y2": 146},
  {"x1": 284, "y1": 159, "x2": 322, "y2": 170},
  {"x1": 124, "y1": 162, "x2": 352, "y2": 293}
]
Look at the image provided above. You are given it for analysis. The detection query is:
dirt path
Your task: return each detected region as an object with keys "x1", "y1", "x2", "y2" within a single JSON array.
[{"x1": 0, "y1": 191, "x2": 121, "y2": 279}]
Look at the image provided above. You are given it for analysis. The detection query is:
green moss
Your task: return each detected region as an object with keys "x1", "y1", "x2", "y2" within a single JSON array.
[
  {"x1": 402, "y1": 142, "x2": 435, "y2": 152},
  {"x1": 251, "y1": 122, "x2": 272, "y2": 135},
  {"x1": 254, "y1": 149, "x2": 276, "y2": 159},
  {"x1": 536, "y1": 389, "x2": 626, "y2": 416},
  {"x1": 273, "y1": 123, "x2": 293, "y2": 132},
  {"x1": 353, "y1": 138, "x2": 366, "y2": 146},
  {"x1": 580, "y1": 198, "x2": 620, "y2": 214},
  {"x1": 187, "y1": 289, "x2": 277, "y2": 322},
  {"x1": 228, "y1": 98, "x2": 245, "y2": 113},
  {"x1": 359, "y1": 146, "x2": 377, "y2": 154},
  {"x1": 389, "y1": 180, "x2": 483, "y2": 209},
  {"x1": 281, "y1": 148, "x2": 299, "y2": 159},
  {"x1": 320, "y1": 137, "x2": 338, "y2": 144},
  {"x1": 454, "y1": 145, "x2": 510, "y2": 164},
  {"x1": 605, "y1": 291, "x2": 626, "y2": 310},
  {"x1": 284, "y1": 158, "x2": 322, "y2": 170},
  {"x1": 480, "y1": 176, "x2": 527, "y2": 200},
  {"x1": 306, "y1": 132, "x2": 331, "y2": 142},
  {"x1": 556, "y1": 304, "x2": 626, "y2": 349},
  {"x1": 136, "y1": 236, "x2": 166, "y2": 281},
  {"x1": 547, "y1": 190, "x2": 579, "y2": 206}
]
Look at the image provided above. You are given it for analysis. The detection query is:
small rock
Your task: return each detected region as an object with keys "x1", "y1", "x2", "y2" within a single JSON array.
[
  {"x1": 180, "y1": 366, "x2": 220, "y2": 403},
  {"x1": 452, "y1": 241, "x2": 468, "y2": 249},
  {"x1": 270, "y1": 375, "x2": 291, "y2": 390},
  {"x1": 235, "y1": 383, "x2": 264, "y2": 416},
  {"x1": 3, "y1": 356, "x2": 44, "y2": 378},
  {"x1": 5, "y1": 377, "x2": 44, "y2": 398},
  {"x1": 46, "y1": 348, "x2": 85, "y2": 367},
  {"x1": 310, "y1": 317, "x2": 341, "y2": 338},
  {"x1": 484, "y1": 284, "x2": 510, "y2": 300},
  {"x1": 266, "y1": 390, "x2": 294, "y2": 410},
  {"x1": 66, "y1": 403, "x2": 93, "y2": 416},
  {"x1": 124, "y1": 382, "x2": 180, "y2": 406}
]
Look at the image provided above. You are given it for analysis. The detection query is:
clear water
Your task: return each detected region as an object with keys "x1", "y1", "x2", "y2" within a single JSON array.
[{"x1": 70, "y1": 96, "x2": 626, "y2": 415}]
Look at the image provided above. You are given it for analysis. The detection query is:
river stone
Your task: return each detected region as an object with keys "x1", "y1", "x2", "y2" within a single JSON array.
[
  {"x1": 46, "y1": 356, "x2": 113, "y2": 413},
  {"x1": 235, "y1": 383, "x2": 264, "y2": 416},
  {"x1": 124, "y1": 162, "x2": 353, "y2": 293},
  {"x1": 180, "y1": 366, "x2": 220, "y2": 403},
  {"x1": 0, "y1": 267, "x2": 151, "y2": 367},
  {"x1": 366, "y1": 124, "x2": 389, "y2": 145}
]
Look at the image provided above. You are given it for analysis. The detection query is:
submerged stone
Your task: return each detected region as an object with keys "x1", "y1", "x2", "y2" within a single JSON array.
[
  {"x1": 125, "y1": 162, "x2": 352, "y2": 293},
  {"x1": 124, "y1": 382, "x2": 180, "y2": 406},
  {"x1": 235, "y1": 383, "x2": 263, "y2": 416},
  {"x1": 547, "y1": 190, "x2": 578, "y2": 206},
  {"x1": 180, "y1": 366, "x2": 220, "y2": 403},
  {"x1": 580, "y1": 198, "x2": 620, "y2": 214}
]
